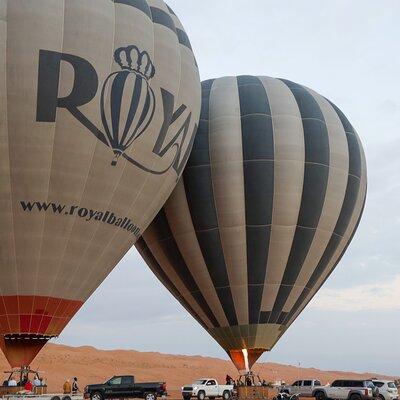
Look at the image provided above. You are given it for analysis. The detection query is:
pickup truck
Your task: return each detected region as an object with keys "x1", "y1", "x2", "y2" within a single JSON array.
[
  {"x1": 182, "y1": 379, "x2": 233, "y2": 400},
  {"x1": 84, "y1": 375, "x2": 167, "y2": 400},
  {"x1": 280, "y1": 380, "x2": 323, "y2": 397},
  {"x1": 313, "y1": 379, "x2": 379, "y2": 400}
]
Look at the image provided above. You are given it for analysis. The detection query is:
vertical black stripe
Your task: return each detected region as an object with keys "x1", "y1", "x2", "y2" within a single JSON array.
[
  {"x1": 282, "y1": 106, "x2": 365, "y2": 324},
  {"x1": 144, "y1": 211, "x2": 220, "y2": 327},
  {"x1": 328, "y1": 101, "x2": 362, "y2": 178},
  {"x1": 283, "y1": 193, "x2": 366, "y2": 326},
  {"x1": 113, "y1": 0, "x2": 152, "y2": 19},
  {"x1": 150, "y1": 7, "x2": 177, "y2": 33},
  {"x1": 176, "y1": 29, "x2": 193, "y2": 50},
  {"x1": 183, "y1": 80, "x2": 238, "y2": 326},
  {"x1": 121, "y1": 75, "x2": 144, "y2": 145},
  {"x1": 237, "y1": 76, "x2": 274, "y2": 325},
  {"x1": 269, "y1": 80, "x2": 330, "y2": 324},
  {"x1": 110, "y1": 71, "x2": 130, "y2": 148},
  {"x1": 136, "y1": 238, "x2": 209, "y2": 331}
]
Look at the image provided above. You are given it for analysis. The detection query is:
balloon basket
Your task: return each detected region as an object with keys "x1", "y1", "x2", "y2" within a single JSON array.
[
  {"x1": 236, "y1": 386, "x2": 275, "y2": 400},
  {"x1": 0, "y1": 366, "x2": 48, "y2": 396}
]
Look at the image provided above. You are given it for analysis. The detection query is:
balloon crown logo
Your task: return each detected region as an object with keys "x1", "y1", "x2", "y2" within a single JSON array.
[{"x1": 114, "y1": 45, "x2": 156, "y2": 80}]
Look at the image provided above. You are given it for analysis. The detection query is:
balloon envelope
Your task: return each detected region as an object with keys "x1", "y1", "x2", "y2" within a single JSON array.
[
  {"x1": 0, "y1": 0, "x2": 200, "y2": 366},
  {"x1": 136, "y1": 76, "x2": 367, "y2": 371}
]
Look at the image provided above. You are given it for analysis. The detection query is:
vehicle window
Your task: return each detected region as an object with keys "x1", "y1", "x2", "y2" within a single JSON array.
[
  {"x1": 292, "y1": 381, "x2": 300, "y2": 386},
  {"x1": 331, "y1": 381, "x2": 341, "y2": 387},
  {"x1": 388, "y1": 383, "x2": 396, "y2": 389},
  {"x1": 109, "y1": 377, "x2": 122, "y2": 385},
  {"x1": 121, "y1": 377, "x2": 133, "y2": 385},
  {"x1": 194, "y1": 380, "x2": 207, "y2": 385},
  {"x1": 304, "y1": 381, "x2": 312, "y2": 386},
  {"x1": 207, "y1": 381, "x2": 216, "y2": 386},
  {"x1": 315, "y1": 381, "x2": 321, "y2": 386},
  {"x1": 373, "y1": 382, "x2": 384, "y2": 388},
  {"x1": 365, "y1": 382, "x2": 375, "y2": 389}
]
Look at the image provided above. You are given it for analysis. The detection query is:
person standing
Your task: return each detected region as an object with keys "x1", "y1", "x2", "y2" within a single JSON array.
[
  {"x1": 63, "y1": 379, "x2": 72, "y2": 394},
  {"x1": 33, "y1": 376, "x2": 41, "y2": 387},
  {"x1": 72, "y1": 377, "x2": 79, "y2": 394}
]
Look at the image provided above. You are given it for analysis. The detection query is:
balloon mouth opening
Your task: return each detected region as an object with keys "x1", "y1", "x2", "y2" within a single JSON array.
[{"x1": 229, "y1": 348, "x2": 266, "y2": 372}]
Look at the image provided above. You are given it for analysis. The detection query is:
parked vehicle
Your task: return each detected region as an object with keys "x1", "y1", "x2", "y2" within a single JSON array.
[
  {"x1": 280, "y1": 380, "x2": 323, "y2": 397},
  {"x1": 313, "y1": 379, "x2": 379, "y2": 400},
  {"x1": 181, "y1": 379, "x2": 233, "y2": 400},
  {"x1": 371, "y1": 381, "x2": 398, "y2": 400},
  {"x1": 84, "y1": 375, "x2": 167, "y2": 400}
]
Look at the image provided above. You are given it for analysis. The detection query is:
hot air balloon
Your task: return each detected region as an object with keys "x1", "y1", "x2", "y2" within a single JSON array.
[
  {"x1": 136, "y1": 76, "x2": 367, "y2": 372},
  {"x1": 0, "y1": 0, "x2": 200, "y2": 368}
]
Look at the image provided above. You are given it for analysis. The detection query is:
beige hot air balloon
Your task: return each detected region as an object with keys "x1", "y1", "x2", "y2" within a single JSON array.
[
  {"x1": 137, "y1": 76, "x2": 367, "y2": 372},
  {"x1": 0, "y1": 0, "x2": 200, "y2": 367}
]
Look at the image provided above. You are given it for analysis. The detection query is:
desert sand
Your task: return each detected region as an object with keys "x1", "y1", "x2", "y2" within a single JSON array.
[{"x1": 0, "y1": 344, "x2": 396, "y2": 396}]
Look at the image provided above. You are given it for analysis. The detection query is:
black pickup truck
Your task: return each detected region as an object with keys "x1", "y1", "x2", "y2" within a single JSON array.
[{"x1": 84, "y1": 376, "x2": 167, "y2": 400}]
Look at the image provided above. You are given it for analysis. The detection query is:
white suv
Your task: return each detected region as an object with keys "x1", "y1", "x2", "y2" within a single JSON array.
[{"x1": 372, "y1": 381, "x2": 398, "y2": 400}]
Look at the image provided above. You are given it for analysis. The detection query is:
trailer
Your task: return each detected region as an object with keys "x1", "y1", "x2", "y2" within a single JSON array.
[{"x1": 1, "y1": 395, "x2": 83, "y2": 400}]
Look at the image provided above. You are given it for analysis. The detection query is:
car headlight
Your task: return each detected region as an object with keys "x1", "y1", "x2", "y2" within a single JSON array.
[{"x1": 194, "y1": 387, "x2": 198, "y2": 391}]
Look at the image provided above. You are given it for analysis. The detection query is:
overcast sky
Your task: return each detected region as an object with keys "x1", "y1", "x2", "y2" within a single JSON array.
[{"x1": 57, "y1": 0, "x2": 400, "y2": 376}]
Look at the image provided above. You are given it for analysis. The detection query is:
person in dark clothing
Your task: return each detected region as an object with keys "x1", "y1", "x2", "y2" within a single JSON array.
[
  {"x1": 226, "y1": 375, "x2": 233, "y2": 385},
  {"x1": 72, "y1": 377, "x2": 79, "y2": 394}
]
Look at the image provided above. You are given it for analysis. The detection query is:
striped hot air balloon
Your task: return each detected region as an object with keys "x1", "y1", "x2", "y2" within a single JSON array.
[
  {"x1": 0, "y1": 0, "x2": 200, "y2": 367},
  {"x1": 136, "y1": 76, "x2": 367, "y2": 371},
  {"x1": 101, "y1": 46, "x2": 156, "y2": 166}
]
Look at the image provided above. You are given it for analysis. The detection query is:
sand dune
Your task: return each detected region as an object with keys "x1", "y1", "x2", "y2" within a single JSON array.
[{"x1": 0, "y1": 344, "x2": 396, "y2": 395}]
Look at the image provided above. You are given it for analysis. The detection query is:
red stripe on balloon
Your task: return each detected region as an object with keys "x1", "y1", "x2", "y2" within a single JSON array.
[{"x1": 0, "y1": 295, "x2": 83, "y2": 336}]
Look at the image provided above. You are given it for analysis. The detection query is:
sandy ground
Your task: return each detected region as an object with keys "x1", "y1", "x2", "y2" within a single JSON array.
[{"x1": 0, "y1": 343, "x2": 396, "y2": 396}]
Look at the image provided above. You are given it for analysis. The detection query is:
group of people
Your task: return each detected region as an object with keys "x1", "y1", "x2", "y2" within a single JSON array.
[
  {"x1": 2, "y1": 374, "x2": 45, "y2": 394},
  {"x1": 226, "y1": 374, "x2": 269, "y2": 387},
  {"x1": 63, "y1": 377, "x2": 79, "y2": 394}
]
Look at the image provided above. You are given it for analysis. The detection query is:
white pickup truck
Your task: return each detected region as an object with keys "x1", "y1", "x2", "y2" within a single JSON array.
[
  {"x1": 280, "y1": 380, "x2": 323, "y2": 397},
  {"x1": 182, "y1": 379, "x2": 233, "y2": 400}
]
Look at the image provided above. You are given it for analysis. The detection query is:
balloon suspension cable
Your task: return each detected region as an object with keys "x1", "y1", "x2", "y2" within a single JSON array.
[{"x1": 242, "y1": 348, "x2": 250, "y2": 374}]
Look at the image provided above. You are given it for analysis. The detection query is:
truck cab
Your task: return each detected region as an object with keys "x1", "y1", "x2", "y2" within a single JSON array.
[{"x1": 281, "y1": 380, "x2": 322, "y2": 397}]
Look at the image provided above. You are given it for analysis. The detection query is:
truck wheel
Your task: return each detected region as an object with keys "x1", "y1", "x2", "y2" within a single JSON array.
[
  {"x1": 350, "y1": 395, "x2": 362, "y2": 400},
  {"x1": 223, "y1": 391, "x2": 231, "y2": 400},
  {"x1": 379, "y1": 395, "x2": 385, "y2": 400},
  {"x1": 198, "y1": 391, "x2": 206, "y2": 400},
  {"x1": 91, "y1": 392, "x2": 104, "y2": 400},
  {"x1": 62, "y1": 396, "x2": 72, "y2": 400},
  {"x1": 144, "y1": 392, "x2": 157, "y2": 400},
  {"x1": 315, "y1": 392, "x2": 327, "y2": 400},
  {"x1": 50, "y1": 397, "x2": 61, "y2": 400}
]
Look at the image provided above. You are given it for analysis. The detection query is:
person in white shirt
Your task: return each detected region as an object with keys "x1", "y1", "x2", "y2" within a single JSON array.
[
  {"x1": 8, "y1": 378, "x2": 17, "y2": 387},
  {"x1": 33, "y1": 377, "x2": 41, "y2": 387}
]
